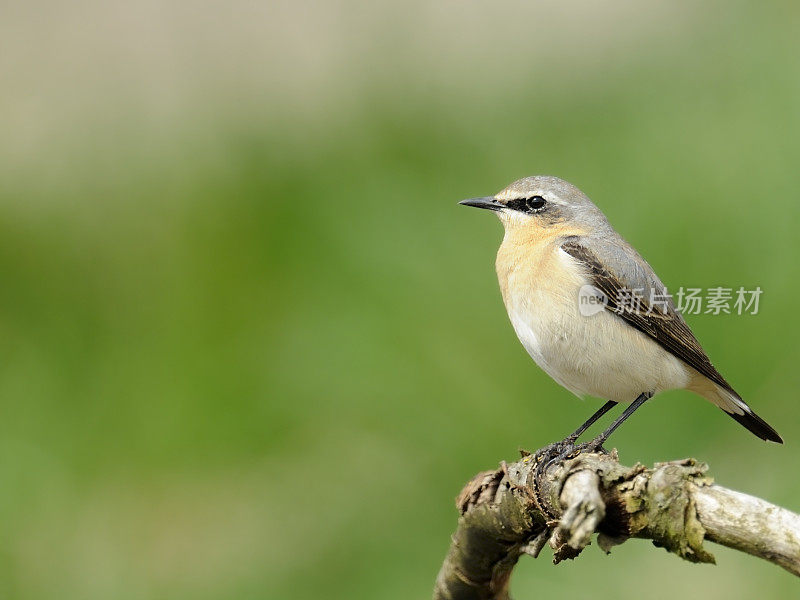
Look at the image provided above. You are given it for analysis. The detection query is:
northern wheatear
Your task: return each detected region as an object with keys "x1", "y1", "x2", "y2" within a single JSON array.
[{"x1": 460, "y1": 175, "x2": 782, "y2": 446}]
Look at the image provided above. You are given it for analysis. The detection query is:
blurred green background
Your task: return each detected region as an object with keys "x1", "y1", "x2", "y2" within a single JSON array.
[{"x1": 1, "y1": 1, "x2": 800, "y2": 598}]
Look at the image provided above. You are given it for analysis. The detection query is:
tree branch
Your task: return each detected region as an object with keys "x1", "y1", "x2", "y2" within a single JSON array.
[{"x1": 433, "y1": 449, "x2": 800, "y2": 600}]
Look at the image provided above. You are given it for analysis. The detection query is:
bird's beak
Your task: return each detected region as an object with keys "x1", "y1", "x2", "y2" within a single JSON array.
[{"x1": 458, "y1": 196, "x2": 503, "y2": 211}]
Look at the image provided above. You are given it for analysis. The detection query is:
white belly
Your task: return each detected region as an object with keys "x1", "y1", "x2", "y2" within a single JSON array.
[{"x1": 504, "y1": 253, "x2": 689, "y2": 403}]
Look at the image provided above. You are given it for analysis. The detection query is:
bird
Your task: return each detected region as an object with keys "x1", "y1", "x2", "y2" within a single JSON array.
[{"x1": 459, "y1": 175, "x2": 782, "y2": 448}]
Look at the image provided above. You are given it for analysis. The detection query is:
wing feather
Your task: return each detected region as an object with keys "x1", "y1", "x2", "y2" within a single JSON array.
[{"x1": 560, "y1": 238, "x2": 736, "y2": 395}]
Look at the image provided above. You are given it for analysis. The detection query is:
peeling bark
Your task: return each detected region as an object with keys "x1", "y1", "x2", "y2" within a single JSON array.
[{"x1": 433, "y1": 450, "x2": 800, "y2": 600}]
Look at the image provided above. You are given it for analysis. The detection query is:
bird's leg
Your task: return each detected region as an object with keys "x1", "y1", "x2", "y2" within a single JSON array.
[
  {"x1": 581, "y1": 391, "x2": 653, "y2": 451},
  {"x1": 564, "y1": 400, "x2": 618, "y2": 444},
  {"x1": 532, "y1": 400, "x2": 619, "y2": 483},
  {"x1": 532, "y1": 394, "x2": 653, "y2": 503}
]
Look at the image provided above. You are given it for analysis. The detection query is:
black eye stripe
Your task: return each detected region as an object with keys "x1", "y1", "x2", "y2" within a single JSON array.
[{"x1": 506, "y1": 195, "x2": 547, "y2": 213}]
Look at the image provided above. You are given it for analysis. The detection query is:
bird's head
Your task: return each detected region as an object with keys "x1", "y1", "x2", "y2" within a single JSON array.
[{"x1": 459, "y1": 175, "x2": 609, "y2": 235}]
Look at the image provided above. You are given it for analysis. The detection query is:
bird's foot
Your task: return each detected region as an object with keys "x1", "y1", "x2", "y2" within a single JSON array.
[
  {"x1": 531, "y1": 438, "x2": 577, "y2": 477},
  {"x1": 568, "y1": 435, "x2": 610, "y2": 457},
  {"x1": 532, "y1": 437, "x2": 609, "y2": 486},
  {"x1": 530, "y1": 441, "x2": 570, "y2": 520},
  {"x1": 530, "y1": 437, "x2": 610, "y2": 521}
]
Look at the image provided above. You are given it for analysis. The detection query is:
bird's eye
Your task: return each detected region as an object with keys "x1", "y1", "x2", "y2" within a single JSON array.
[{"x1": 525, "y1": 196, "x2": 547, "y2": 212}]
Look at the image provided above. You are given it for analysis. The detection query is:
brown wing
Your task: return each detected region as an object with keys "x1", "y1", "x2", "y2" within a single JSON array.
[{"x1": 560, "y1": 239, "x2": 736, "y2": 396}]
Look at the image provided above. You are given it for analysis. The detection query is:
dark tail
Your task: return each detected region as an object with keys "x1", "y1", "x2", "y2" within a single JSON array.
[{"x1": 727, "y1": 408, "x2": 783, "y2": 443}]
